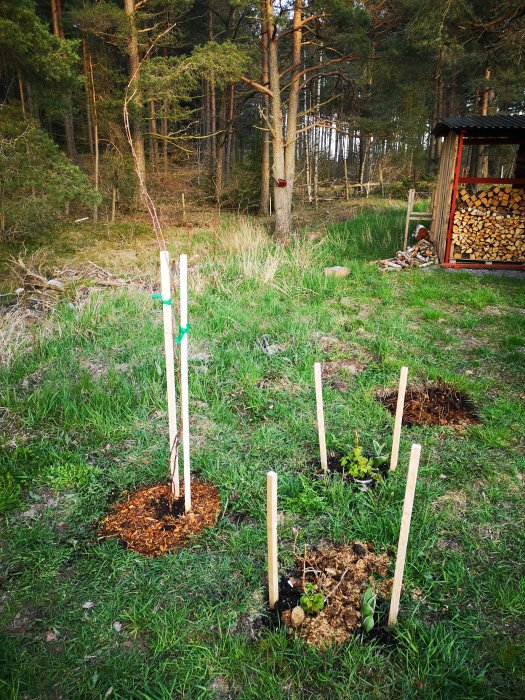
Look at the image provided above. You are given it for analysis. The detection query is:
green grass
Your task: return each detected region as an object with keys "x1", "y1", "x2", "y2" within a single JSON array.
[{"x1": 1, "y1": 209, "x2": 524, "y2": 698}]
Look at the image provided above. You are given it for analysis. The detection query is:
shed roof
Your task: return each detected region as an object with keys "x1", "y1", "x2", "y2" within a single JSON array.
[{"x1": 433, "y1": 116, "x2": 525, "y2": 138}]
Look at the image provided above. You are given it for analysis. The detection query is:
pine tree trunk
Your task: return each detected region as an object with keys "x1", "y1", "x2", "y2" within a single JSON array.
[
  {"x1": 161, "y1": 106, "x2": 168, "y2": 175},
  {"x1": 149, "y1": 101, "x2": 159, "y2": 172},
  {"x1": 82, "y1": 38, "x2": 94, "y2": 157},
  {"x1": 87, "y1": 50, "x2": 99, "y2": 222},
  {"x1": 259, "y1": 24, "x2": 270, "y2": 215},
  {"x1": 18, "y1": 72, "x2": 26, "y2": 119},
  {"x1": 477, "y1": 65, "x2": 491, "y2": 178},
  {"x1": 225, "y1": 85, "x2": 235, "y2": 183},
  {"x1": 51, "y1": 0, "x2": 76, "y2": 159},
  {"x1": 124, "y1": 0, "x2": 146, "y2": 183},
  {"x1": 215, "y1": 89, "x2": 227, "y2": 203}
]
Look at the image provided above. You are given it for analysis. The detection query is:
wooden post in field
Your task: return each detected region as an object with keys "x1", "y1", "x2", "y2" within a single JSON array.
[
  {"x1": 389, "y1": 366, "x2": 408, "y2": 472},
  {"x1": 388, "y1": 443, "x2": 421, "y2": 627},
  {"x1": 159, "y1": 250, "x2": 179, "y2": 497},
  {"x1": 343, "y1": 159, "x2": 349, "y2": 201},
  {"x1": 181, "y1": 192, "x2": 186, "y2": 223},
  {"x1": 267, "y1": 471, "x2": 278, "y2": 609},
  {"x1": 179, "y1": 253, "x2": 191, "y2": 512},
  {"x1": 403, "y1": 189, "x2": 415, "y2": 249},
  {"x1": 314, "y1": 362, "x2": 328, "y2": 474}
]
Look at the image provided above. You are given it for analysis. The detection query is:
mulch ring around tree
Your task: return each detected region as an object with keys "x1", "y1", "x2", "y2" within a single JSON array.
[
  {"x1": 99, "y1": 481, "x2": 221, "y2": 557},
  {"x1": 277, "y1": 541, "x2": 392, "y2": 650},
  {"x1": 377, "y1": 381, "x2": 479, "y2": 427}
]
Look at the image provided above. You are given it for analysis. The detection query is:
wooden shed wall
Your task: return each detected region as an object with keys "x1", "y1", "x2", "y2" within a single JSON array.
[{"x1": 430, "y1": 133, "x2": 459, "y2": 261}]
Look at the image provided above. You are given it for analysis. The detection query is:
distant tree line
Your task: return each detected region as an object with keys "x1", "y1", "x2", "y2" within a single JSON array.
[{"x1": 1, "y1": 0, "x2": 524, "y2": 239}]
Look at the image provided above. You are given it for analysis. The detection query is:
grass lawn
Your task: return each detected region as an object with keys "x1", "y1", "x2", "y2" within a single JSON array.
[{"x1": 1, "y1": 205, "x2": 525, "y2": 699}]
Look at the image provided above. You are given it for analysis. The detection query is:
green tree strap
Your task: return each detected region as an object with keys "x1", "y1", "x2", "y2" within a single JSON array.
[
  {"x1": 175, "y1": 323, "x2": 191, "y2": 343},
  {"x1": 151, "y1": 294, "x2": 171, "y2": 305}
]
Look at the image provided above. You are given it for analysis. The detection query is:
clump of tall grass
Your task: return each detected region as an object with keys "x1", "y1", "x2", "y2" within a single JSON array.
[
  {"x1": 208, "y1": 215, "x2": 321, "y2": 288},
  {"x1": 326, "y1": 207, "x2": 405, "y2": 261}
]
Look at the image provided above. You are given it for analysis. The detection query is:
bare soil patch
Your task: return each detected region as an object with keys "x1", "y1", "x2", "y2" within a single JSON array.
[
  {"x1": 377, "y1": 382, "x2": 479, "y2": 427},
  {"x1": 99, "y1": 481, "x2": 221, "y2": 557},
  {"x1": 322, "y1": 359, "x2": 366, "y2": 392},
  {"x1": 277, "y1": 542, "x2": 392, "y2": 650}
]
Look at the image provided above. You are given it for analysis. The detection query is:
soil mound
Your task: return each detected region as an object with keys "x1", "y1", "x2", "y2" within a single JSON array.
[{"x1": 377, "y1": 382, "x2": 479, "y2": 427}]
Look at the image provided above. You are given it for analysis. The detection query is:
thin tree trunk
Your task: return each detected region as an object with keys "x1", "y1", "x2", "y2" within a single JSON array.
[
  {"x1": 51, "y1": 0, "x2": 76, "y2": 159},
  {"x1": 88, "y1": 51, "x2": 99, "y2": 222},
  {"x1": 18, "y1": 72, "x2": 26, "y2": 119},
  {"x1": 260, "y1": 24, "x2": 270, "y2": 214},
  {"x1": 149, "y1": 100, "x2": 159, "y2": 172},
  {"x1": 215, "y1": 88, "x2": 227, "y2": 202},
  {"x1": 124, "y1": 0, "x2": 146, "y2": 183},
  {"x1": 477, "y1": 65, "x2": 491, "y2": 178},
  {"x1": 82, "y1": 38, "x2": 94, "y2": 156},
  {"x1": 225, "y1": 84, "x2": 235, "y2": 183},
  {"x1": 160, "y1": 105, "x2": 168, "y2": 174}
]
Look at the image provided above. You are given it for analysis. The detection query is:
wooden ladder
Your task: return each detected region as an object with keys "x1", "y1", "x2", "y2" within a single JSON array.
[{"x1": 403, "y1": 189, "x2": 434, "y2": 249}]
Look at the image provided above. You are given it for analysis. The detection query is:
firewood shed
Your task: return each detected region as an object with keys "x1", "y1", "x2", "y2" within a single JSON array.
[{"x1": 430, "y1": 116, "x2": 525, "y2": 270}]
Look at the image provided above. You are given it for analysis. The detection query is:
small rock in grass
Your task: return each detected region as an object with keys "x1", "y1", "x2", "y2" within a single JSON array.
[
  {"x1": 82, "y1": 601, "x2": 95, "y2": 609},
  {"x1": 324, "y1": 266, "x2": 351, "y2": 278},
  {"x1": 45, "y1": 278, "x2": 65, "y2": 292},
  {"x1": 112, "y1": 621, "x2": 123, "y2": 633},
  {"x1": 291, "y1": 605, "x2": 305, "y2": 628}
]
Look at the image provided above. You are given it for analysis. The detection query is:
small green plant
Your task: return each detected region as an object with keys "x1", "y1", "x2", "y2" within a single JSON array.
[
  {"x1": 45, "y1": 460, "x2": 96, "y2": 490},
  {"x1": 300, "y1": 582, "x2": 325, "y2": 615},
  {"x1": 369, "y1": 440, "x2": 389, "y2": 469},
  {"x1": 341, "y1": 434, "x2": 386, "y2": 481},
  {"x1": 361, "y1": 587, "x2": 377, "y2": 633}
]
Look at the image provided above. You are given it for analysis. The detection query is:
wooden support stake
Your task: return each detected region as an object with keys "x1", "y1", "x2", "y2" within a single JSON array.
[
  {"x1": 159, "y1": 250, "x2": 179, "y2": 497},
  {"x1": 403, "y1": 189, "x2": 415, "y2": 249},
  {"x1": 179, "y1": 253, "x2": 191, "y2": 512},
  {"x1": 388, "y1": 443, "x2": 421, "y2": 627},
  {"x1": 389, "y1": 366, "x2": 408, "y2": 472},
  {"x1": 267, "y1": 471, "x2": 278, "y2": 609},
  {"x1": 181, "y1": 192, "x2": 186, "y2": 223},
  {"x1": 314, "y1": 362, "x2": 328, "y2": 474}
]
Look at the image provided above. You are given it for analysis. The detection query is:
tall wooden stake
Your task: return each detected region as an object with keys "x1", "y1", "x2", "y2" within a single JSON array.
[
  {"x1": 181, "y1": 192, "x2": 186, "y2": 223},
  {"x1": 388, "y1": 443, "x2": 421, "y2": 627},
  {"x1": 159, "y1": 250, "x2": 179, "y2": 497},
  {"x1": 267, "y1": 471, "x2": 278, "y2": 609},
  {"x1": 314, "y1": 362, "x2": 328, "y2": 474},
  {"x1": 179, "y1": 253, "x2": 191, "y2": 512},
  {"x1": 389, "y1": 366, "x2": 408, "y2": 472}
]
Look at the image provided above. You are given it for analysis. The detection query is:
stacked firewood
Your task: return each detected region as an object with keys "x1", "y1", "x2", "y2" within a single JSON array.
[
  {"x1": 452, "y1": 186, "x2": 525, "y2": 262},
  {"x1": 378, "y1": 239, "x2": 439, "y2": 270}
]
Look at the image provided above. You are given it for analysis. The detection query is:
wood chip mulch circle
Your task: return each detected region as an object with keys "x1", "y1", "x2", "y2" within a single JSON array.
[
  {"x1": 99, "y1": 481, "x2": 221, "y2": 557},
  {"x1": 377, "y1": 381, "x2": 479, "y2": 427},
  {"x1": 279, "y1": 541, "x2": 392, "y2": 650}
]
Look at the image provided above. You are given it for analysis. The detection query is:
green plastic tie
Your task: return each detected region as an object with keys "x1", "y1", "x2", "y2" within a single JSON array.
[
  {"x1": 151, "y1": 293, "x2": 171, "y2": 305},
  {"x1": 175, "y1": 323, "x2": 191, "y2": 343}
]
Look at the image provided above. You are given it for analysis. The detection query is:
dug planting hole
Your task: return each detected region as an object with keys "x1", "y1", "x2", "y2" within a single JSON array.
[{"x1": 377, "y1": 381, "x2": 480, "y2": 427}]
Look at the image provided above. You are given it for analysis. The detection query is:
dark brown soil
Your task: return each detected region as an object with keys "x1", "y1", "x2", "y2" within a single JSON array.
[
  {"x1": 377, "y1": 381, "x2": 479, "y2": 427},
  {"x1": 99, "y1": 481, "x2": 221, "y2": 557},
  {"x1": 278, "y1": 541, "x2": 392, "y2": 650}
]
